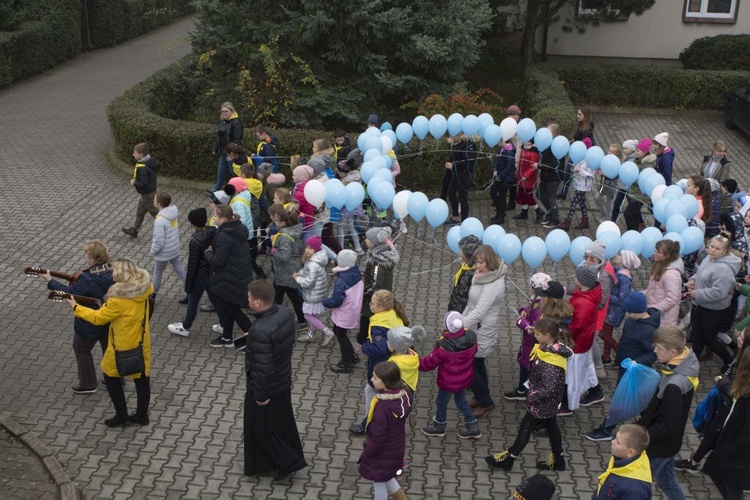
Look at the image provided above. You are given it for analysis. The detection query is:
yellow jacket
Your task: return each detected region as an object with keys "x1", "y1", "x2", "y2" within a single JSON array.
[{"x1": 74, "y1": 270, "x2": 153, "y2": 378}]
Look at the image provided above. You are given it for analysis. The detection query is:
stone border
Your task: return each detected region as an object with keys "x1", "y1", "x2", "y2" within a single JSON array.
[{"x1": 0, "y1": 412, "x2": 79, "y2": 500}]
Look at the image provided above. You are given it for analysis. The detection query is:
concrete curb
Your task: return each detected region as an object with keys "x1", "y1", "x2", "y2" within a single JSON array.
[{"x1": 0, "y1": 412, "x2": 79, "y2": 500}]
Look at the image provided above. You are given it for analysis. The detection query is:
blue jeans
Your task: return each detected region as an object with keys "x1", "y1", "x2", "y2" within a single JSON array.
[
  {"x1": 182, "y1": 274, "x2": 209, "y2": 330},
  {"x1": 650, "y1": 456, "x2": 686, "y2": 500},
  {"x1": 435, "y1": 389, "x2": 476, "y2": 424},
  {"x1": 213, "y1": 154, "x2": 232, "y2": 191}
]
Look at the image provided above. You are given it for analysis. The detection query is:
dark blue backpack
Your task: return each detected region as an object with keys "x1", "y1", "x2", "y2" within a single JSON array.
[{"x1": 692, "y1": 386, "x2": 722, "y2": 436}]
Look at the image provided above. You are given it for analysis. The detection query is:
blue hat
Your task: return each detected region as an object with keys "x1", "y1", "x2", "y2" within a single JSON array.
[{"x1": 624, "y1": 291, "x2": 647, "y2": 314}]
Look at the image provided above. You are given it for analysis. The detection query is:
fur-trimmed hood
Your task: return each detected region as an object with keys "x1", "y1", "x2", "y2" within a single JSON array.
[
  {"x1": 366, "y1": 246, "x2": 400, "y2": 269},
  {"x1": 106, "y1": 269, "x2": 152, "y2": 299}
]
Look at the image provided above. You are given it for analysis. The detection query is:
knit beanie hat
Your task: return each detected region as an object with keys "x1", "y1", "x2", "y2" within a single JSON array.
[
  {"x1": 585, "y1": 241, "x2": 606, "y2": 264},
  {"x1": 228, "y1": 176, "x2": 248, "y2": 193},
  {"x1": 529, "y1": 273, "x2": 552, "y2": 289},
  {"x1": 507, "y1": 105, "x2": 521, "y2": 116},
  {"x1": 367, "y1": 114, "x2": 379, "y2": 126},
  {"x1": 337, "y1": 159, "x2": 351, "y2": 173},
  {"x1": 653, "y1": 132, "x2": 669, "y2": 147},
  {"x1": 535, "y1": 281, "x2": 565, "y2": 299},
  {"x1": 188, "y1": 208, "x2": 207, "y2": 228},
  {"x1": 366, "y1": 226, "x2": 392, "y2": 247},
  {"x1": 636, "y1": 138, "x2": 652, "y2": 154},
  {"x1": 618, "y1": 250, "x2": 641, "y2": 270},
  {"x1": 257, "y1": 162, "x2": 275, "y2": 179},
  {"x1": 624, "y1": 290, "x2": 648, "y2": 314},
  {"x1": 293, "y1": 165, "x2": 313, "y2": 182},
  {"x1": 266, "y1": 173, "x2": 286, "y2": 186},
  {"x1": 444, "y1": 311, "x2": 465, "y2": 333},
  {"x1": 387, "y1": 325, "x2": 426, "y2": 354},
  {"x1": 621, "y1": 139, "x2": 638, "y2": 152},
  {"x1": 305, "y1": 236, "x2": 322, "y2": 252},
  {"x1": 346, "y1": 149, "x2": 363, "y2": 168},
  {"x1": 582, "y1": 137, "x2": 592, "y2": 149},
  {"x1": 458, "y1": 235, "x2": 482, "y2": 260},
  {"x1": 514, "y1": 474, "x2": 555, "y2": 500},
  {"x1": 336, "y1": 249, "x2": 357, "y2": 268},
  {"x1": 575, "y1": 263, "x2": 599, "y2": 288},
  {"x1": 722, "y1": 178, "x2": 739, "y2": 194},
  {"x1": 208, "y1": 190, "x2": 230, "y2": 205}
]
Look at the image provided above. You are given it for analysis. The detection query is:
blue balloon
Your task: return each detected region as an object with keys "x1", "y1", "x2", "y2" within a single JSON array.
[
  {"x1": 663, "y1": 185, "x2": 685, "y2": 201},
  {"x1": 569, "y1": 236, "x2": 593, "y2": 265},
  {"x1": 382, "y1": 154, "x2": 394, "y2": 169},
  {"x1": 637, "y1": 169, "x2": 654, "y2": 194},
  {"x1": 482, "y1": 224, "x2": 506, "y2": 249},
  {"x1": 425, "y1": 198, "x2": 449, "y2": 228},
  {"x1": 364, "y1": 148, "x2": 382, "y2": 162},
  {"x1": 447, "y1": 226, "x2": 462, "y2": 255},
  {"x1": 407, "y1": 191, "x2": 428, "y2": 222},
  {"x1": 364, "y1": 136, "x2": 381, "y2": 153},
  {"x1": 643, "y1": 173, "x2": 666, "y2": 198},
  {"x1": 551, "y1": 136, "x2": 570, "y2": 160},
  {"x1": 370, "y1": 181, "x2": 395, "y2": 210},
  {"x1": 462, "y1": 115, "x2": 479, "y2": 136},
  {"x1": 598, "y1": 231, "x2": 621, "y2": 259},
  {"x1": 585, "y1": 146, "x2": 605, "y2": 170},
  {"x1": 412, "y1": 116, "x2": 429, "y2": 140},
  {"x1": 601, "y1": 154, "x2": 621, "y2": 180},
  {"x1": 681, "y1": 226, "x2": 704, "y2": 254},
  {"x1": 516, "y1": 118, "x2": 536, "y2": 143},
  {"x1": 371, "y1": 155, "x2": 388, "y2": 171},
  {"x1": 664, "y1": 199, "x2": 688, "y2": 220},
  {"x1": 534, "y1": 127, "x2": 553, "y2": 153},
  {"x1": 357, "y1": 132, "x2": 368, "y2": 152},
  {"x1": 365, "y1": 126, "x2": 380, "y2": 136},
  {"x1": 653, "y1": 198, "x2": 671, "y2": 224},
  {"x1": 497, "y1": 234, "x2": 522, "y2": 264},
  {"x1": 373, "y1": 168, "x2": 393, "y2": 184},
  {"x1": 460, "y1": 217, "x2": 484, "y2": 240},
  {"x1": 666, "y1": 214, "x2": 688, "y2": 234},
  {"x1": 483, "y1": 124, "x2": 502, "y2": 148},
  {"x1": 619, "y1": 230, "x2": 644, "y2": 255},
  {"x1": 640, "y1": 227, "x2": 664, "y2": 258},
  {"x1": 381, "y1": 129, "x2": 397, "y2": 147},
  {"x1": 478, "y1": 113, "x2": 494, "y2": 130},
  {"x1": 545, "y1": 229, "x2": 571, "y2": 262},
  {"x1": 428, "y1": 114, "x2": 448, "y2": 139},
  {"x1": 522, "y1": 236, "x2": 547, "y2": 269},
  {"x1": 568, "y1": 141, "x2": 587, "y2": 164},
  {"x1": 345, "y1": 182, "x2": 365, "y2": 211},
  {"x1": 664, "y1": 232, "x2": 686, "y2": 255},
  {"x1": 395, "y1": 123, "x2": 413, "y2": 144},
  {"x1": 680, "y1": 194, "x2": 699, "y2": 218},
  {"x1": 380, "y1": 122, "x2": 392, "y2": 131},
  {"x1": 618, "y1": 161, "x2": 639, "y2": 187},
  {"x1": 360, "y1": 161, "x2": 378, "y2": 183},
  {"x1": 447, "y1": 113, "x2": 463, "y2": 137},
  {"x1": 325, "y1": 180, "x2": 347, "y2": 209}
]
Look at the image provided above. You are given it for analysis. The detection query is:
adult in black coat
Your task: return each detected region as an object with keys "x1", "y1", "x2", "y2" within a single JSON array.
[
  {"x1": 43, "y1": 240, "x2": 114, "y2": 393},
  {"x1": 444, "y1": 134, "x2": 476, "y2": 223},
  {"x1": 244, "y1": 280, "x2": 307, "y2": 481},
  {"x1": 212, "y1": 101, "x2": 244, "y2": 191},
  {"x1": 205, "y1": 205, "x2": 252, "y2": 346}
]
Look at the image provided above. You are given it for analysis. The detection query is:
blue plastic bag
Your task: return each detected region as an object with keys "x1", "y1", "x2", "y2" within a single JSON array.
[{"x1": 605, "y1": 359, "x2": 660, "y2": 427}]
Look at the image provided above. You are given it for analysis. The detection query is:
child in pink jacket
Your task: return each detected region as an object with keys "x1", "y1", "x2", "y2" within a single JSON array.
[
  {"x1": 323, "y1": 249, "x2": 364, "y2": 374},
  {"x1": 419, "y1": 311, "x2": 480, "y2": 440}
]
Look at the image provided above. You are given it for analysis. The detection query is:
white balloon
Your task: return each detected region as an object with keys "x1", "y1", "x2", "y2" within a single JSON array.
[
  {"x1": 651, "y1": 184, "x2": 668, "y2": 203},
  {"x1": 381, "y1": 136, "x2": 393, "y2": 154},
  {"x1": 499, "y1": 117, "x2": 518, "y2": 141},
  {"x1": 392, "y1": 190, "x2": 412, "y2": 219},
  {"x1": 303, "y1": 179, "x2": 326, "y2": 208},
  {"x1": 596, "y1": 220, "x2": 621, "y2": 239}
]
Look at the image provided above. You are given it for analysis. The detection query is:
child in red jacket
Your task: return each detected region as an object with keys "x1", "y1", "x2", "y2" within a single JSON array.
[
  {"x1": 419, "y1": 311, "x2": 480, "y2": 440},
  {"x1": 513, "y1": 140, "x2": 543, "y2": 223}
]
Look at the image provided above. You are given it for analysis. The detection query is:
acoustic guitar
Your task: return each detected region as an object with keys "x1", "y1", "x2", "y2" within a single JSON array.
[
  {"x1": 25, "y1": 266, "x2": 80, "y2": 283},
  {"x1": 48, "y1": 290, "x2": 102, "y2": 308}
]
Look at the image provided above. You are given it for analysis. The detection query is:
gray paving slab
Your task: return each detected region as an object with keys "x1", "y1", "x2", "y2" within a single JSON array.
[{"x1": 1, "y1": 15, "x2": 750, "y2": 498}]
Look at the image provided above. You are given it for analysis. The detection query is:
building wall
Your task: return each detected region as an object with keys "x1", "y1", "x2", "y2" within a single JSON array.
[{"x1": 538, "y1": 2, "x2": 748, "y2": 61}]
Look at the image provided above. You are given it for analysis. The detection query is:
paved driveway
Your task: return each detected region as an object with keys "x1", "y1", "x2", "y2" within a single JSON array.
[{"x1": 1, "y1": 18, "x2": 750, "y2": 498}]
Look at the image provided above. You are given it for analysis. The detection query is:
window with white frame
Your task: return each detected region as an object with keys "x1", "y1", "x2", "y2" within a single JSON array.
[
  {"x1": 683, "y1": 0, "x2": 739, "y2": 23},
  {"x1": 577, "y1": 0, "x2": 620, "y2": 17}
]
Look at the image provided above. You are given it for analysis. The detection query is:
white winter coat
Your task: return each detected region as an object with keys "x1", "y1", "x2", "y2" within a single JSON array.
[{"x1": 462, "y1": 264, "x2": 508, "y2": 358}]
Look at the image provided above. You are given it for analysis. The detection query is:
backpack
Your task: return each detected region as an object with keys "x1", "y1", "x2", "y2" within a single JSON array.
[{"x1": 692, "y1": 386, "x2": 722, "y2": 436}]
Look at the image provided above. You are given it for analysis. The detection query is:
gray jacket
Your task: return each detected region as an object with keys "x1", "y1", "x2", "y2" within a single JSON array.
[
  {"x1": 151, "y1": 204, "x2": 181, "y2": 262},
  {"x1": 690, "y1": 252, "x2": 742, "y2": 310},
  {"x1": 295, "y1": 250, "x2": 329, "y2": 303},
  {"x1": 272, "y1": 223, "x2": 303, "y2": 288}
]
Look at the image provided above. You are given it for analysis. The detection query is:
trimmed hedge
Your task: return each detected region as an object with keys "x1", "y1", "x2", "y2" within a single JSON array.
[
  {"x1": 82, "y1": 0, "x2": 194, "y2": 49},
  {"x1": 0, "y1": 0, "x2": 81, "y2": 88},
  {"x1": 680, "y1": 35, "x2": 750, "y2": 71},
  {"x1": 108, "y1": 57, "x2": 495, "y2": 194},
  {"x1": 522, "y1": 66, "x2": 577, "y2": 137}
]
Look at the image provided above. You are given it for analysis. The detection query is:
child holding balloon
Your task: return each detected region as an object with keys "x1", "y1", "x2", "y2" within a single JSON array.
[
  {"x1": 557, "y1": 138, "x2": 594, "y2": 231},
  {"x1": 512, "y1": 140, "x2": 542, "y2": 223}
]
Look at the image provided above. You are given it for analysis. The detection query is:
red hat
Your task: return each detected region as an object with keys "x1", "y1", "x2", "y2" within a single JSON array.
[
  {"x1": 305, "y1": 236, "x2": 322, "y2": 252},
  {"x1": 636, "y1": 137, "x2": 652, "y2": 154}
]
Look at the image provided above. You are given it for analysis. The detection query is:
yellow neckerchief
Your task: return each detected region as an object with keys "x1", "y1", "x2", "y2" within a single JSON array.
[
  {"x1": 334, "y1": 144, "x2": 343, "y2": 158},
  {"x1": 530, "y1": 343, "x2": 567, "y2": 371},
  {"x1": 155, "y1": 214, "x2": 177, "y2": 228},
  {"x1": 282, "y1": 202, "x2": 293, "y2": 210},
  {"x1": 132, "y1": 161, "x2": 145, "y2": 179},
  {"x1": 454, "y1": 262, "x2": 476, "y2": 286},
  {"x1": 365, "y1": 389, "x2": 409, "y2": 431},
  {"x1": 660, "y1": 347, "x2": 699, "y2": 391},
  {"x1": 246, "y1": 178, "x2": 263, "y2": 199},
  {"x1": 368, "y1": 309, "x2": 404, "y2": 342},
  {"x1": 388, "y1": 150, "x2": 397, "y2": 159},
  {"x1": 390, "y1": 349, "x2": 420, "y2": 391},
  {"x1": 228, "y1": 111, "x2": 239, "y2": 120},
  {"x1": 257, "y1": 138, "x2": 276, "y2": 155},
  {"x1": 597, "y1": 451, "x2": 652, "y2": 494},
  {"x1": 232, "y1": 162, "x2": 243, "y2": 177},
  {"x1": 231, "y1": 196, "x2": 251, "y2": 209},
  {"x1": 271, "y1": 232, "x2": 293, "y2": 248},
  {"x1": 208, "y1": 216, "x2": 216, "y2": 227}
]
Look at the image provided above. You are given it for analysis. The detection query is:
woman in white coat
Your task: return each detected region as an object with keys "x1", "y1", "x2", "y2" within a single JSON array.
[{"x1": 463, "y1": 245, "x2": 508, "y2": 418}]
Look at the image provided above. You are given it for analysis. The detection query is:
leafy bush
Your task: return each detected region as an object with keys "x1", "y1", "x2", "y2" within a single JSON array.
[
  {"x1": 523, "y1": 65, "x2": 577, "y2": 136},
  {"x1": 108, "y1": 57, "x2": 495, "y2": 193},
  {"x1": 0, "y1": 0, "x2": 80, "y2": 88},
  {"x1": 82, "y1": 0, "x2": 194, "y2": 49},
  {"x1": 680, "y1": 35, "x2": 750, "y2": 71}
]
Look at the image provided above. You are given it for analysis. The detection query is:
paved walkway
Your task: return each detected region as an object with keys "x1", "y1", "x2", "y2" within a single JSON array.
[{"x1": 2, "y1": 16, "x2": 750, "y2": 498}]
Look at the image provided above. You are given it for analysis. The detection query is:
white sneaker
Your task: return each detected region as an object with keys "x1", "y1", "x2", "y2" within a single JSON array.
[
  {"x1": 297, "y1": 330, "x2": 315, "y2": 343},
  {"x1": 212, "y1": 324, "x2": 224, "y2": 334},
  {"x1": 322, "y1": 327, "x2": 335, "y2": 346},
  {"x1": 168, "y1": 323, "x2": 189, "y2": 337}
]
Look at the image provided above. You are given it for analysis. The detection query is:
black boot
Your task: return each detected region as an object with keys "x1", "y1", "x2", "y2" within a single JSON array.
[
  {"x1": 512, "y1": 209, "x2": 528, "y2": 220},
  {"x1": 535, "y1": 207, "x2": 546, "y2": 224},
  {"x1": 130, "y1": 376, "x2": 151, "y2": 426},
  {"x1": 104, "y1": 375, "x2": 129, "y2": 427}
]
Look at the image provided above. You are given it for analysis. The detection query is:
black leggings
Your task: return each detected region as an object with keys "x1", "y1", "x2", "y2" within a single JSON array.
[
  {"x1": 509, "y1": 411, "x2": 563, "y2": 458},
  {"x1": 274, "y1": 285, "x2": 305, "y2": 324},
  {"x1": 448, "y1": 171, "x2": 472, "y2": 220},
  {"x1": 334, "y1": 325, "x2": 355, "y2": 365},
  {"x1": 490, "y1": 181, "x2": 516, "y2": 219},
  {"x1": 692, "y1": 305, "x2": 734, "y2": 366}
]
